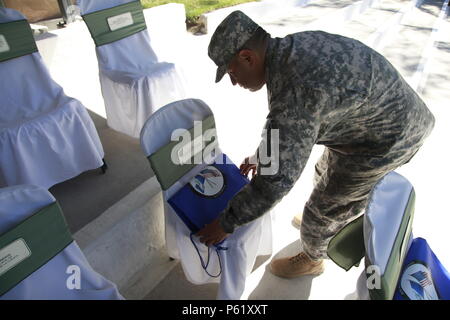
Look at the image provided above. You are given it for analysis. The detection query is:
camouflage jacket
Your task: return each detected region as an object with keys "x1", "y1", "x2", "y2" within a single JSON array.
[{"x1": 218, "y1": 31, "x2": 435, "y2": 233}]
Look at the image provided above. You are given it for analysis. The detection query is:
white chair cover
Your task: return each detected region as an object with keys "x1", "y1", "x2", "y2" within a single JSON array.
[
  {"x1": 0, "y1": 184, "x2": 123, "y2": 299},
  {"x1": 356, "y1": 171, "x2": 414, "y2": 299},
  {"x1": 78, "y1": 0, "x2": 187, "y2": 138},
  {"x1": 140, "y1": 99, "x2": 273, "y2": 300},
  {"x1": 0, "y1": 8, "x2": 104, "y2": 189}
]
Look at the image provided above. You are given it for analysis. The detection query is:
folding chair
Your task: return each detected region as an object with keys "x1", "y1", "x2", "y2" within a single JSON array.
[
  {"x1": 0, "y1": 184, "x2": 123, "y2": 299},
  {"x1": 78, "y1": 0, "x2": 187, "y2": 138},
  {"x1": 0, "y1": 8, "x2": 105, "y2": 189},
  {"x1": 140, "y1": 98, "x2": 272, "y2": 300},
  {"x1": 327, "y1": 171, "x2": 414, "y2": 299}
]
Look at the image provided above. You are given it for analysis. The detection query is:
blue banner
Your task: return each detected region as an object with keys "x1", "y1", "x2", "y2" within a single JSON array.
[{"x1": 394, "y1": 238, "x2": 450, "y2": 300}]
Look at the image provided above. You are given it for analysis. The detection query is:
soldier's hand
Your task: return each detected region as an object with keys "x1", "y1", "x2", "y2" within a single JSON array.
[
  {"x1": 240, "y1": 156, "x2": 257, "y2": 178},
  {"x1": 196, "y1": 218, "x2": 229, "y2": 246}
]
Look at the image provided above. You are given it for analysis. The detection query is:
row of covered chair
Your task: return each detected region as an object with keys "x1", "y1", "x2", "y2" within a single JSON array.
[
  {"x1": 0, "y1": 0, "x2": 188, "y2": 300},
  {"x1": 0, "y1": 0, "x2": 187, "y2": 190},
  {"x1": 2, "y1": 0, "x2": 265, "y2": 300},
  {"x1": 0, "y1": 8, "x2": 105, "y2": 190}
]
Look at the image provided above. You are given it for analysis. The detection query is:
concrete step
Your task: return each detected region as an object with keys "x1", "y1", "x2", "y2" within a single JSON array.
[
  {"x1": 144, "y1": 263, "x2": 219, "y2": 300},
  {"x1": 73, "y1": 177, "x2": 176, "y2": 299}
]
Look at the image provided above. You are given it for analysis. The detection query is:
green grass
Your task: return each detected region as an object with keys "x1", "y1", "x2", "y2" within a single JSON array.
[{"x1": 141, "y1": 0, "x2": 258, "y2": 23}]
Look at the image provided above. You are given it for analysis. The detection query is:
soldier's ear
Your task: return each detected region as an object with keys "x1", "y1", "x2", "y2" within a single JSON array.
[{"x1": 238, "y1": 49, "x2": 255, "y2": 65}]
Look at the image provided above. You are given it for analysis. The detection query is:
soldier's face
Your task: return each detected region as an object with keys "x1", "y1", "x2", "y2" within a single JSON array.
[{"x1": 226, "y1": 50, "x2": 265, "y2": 92}]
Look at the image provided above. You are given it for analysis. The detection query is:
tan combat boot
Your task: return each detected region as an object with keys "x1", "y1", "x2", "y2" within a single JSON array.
[
  {"x1": 270, "y1": 252, "x2": 324, "y2": 278},
  {"x1": 291, "y1": 212, "x2": 303, "y2": 229}
]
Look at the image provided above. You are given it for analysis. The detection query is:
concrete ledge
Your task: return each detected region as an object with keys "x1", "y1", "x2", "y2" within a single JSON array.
[
  {"x1": 74, "y1": 176, "x2": 161, "y2": 249},
  {"x1": 74, "y1": 176, "x2": 174, "y2": 299},
  {"x1": 122, "y1": 249, "x2": 177, "y2": 299}
]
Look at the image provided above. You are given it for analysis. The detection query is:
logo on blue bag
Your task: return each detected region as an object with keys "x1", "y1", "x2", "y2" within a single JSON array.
[
  {"x1": 189, "y1": 166, "x2": 225, "y2": 198},
  {"x1": 399, "y1": 261, "x2": 439, "y2": 300}
]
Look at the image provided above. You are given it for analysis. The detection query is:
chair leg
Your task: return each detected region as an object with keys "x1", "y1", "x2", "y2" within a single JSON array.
[{"x1": 100, "y1": 158, "x2": 108, "y2": 174}]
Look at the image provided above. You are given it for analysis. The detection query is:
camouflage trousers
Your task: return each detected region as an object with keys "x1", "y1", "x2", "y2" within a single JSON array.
[{"x1": 300, "y1": 142, "x2": 429, "y2": 261}]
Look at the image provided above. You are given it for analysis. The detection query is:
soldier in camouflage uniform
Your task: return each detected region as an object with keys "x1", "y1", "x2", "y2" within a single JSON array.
[{"x1": 196, "y1": 11, "x2": 435, "y2": 278}]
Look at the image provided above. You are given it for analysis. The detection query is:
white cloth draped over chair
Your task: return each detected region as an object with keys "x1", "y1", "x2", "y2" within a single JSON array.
[
  {"x1": 140, "y1": 99, "x2": 272, "y2": 300},
  {"x1": 0, "y1": 184, "x2": 123, "y2": 299},
  {"x1": 78, "y1": 0, "x2": 187, "y2": 138},
  {"x1": 358, "y1": 172, "x2": 415, "y2": 300},
  {"x1": 0, "y1": 8, "x2": 105, "y2": 189},
  {"x1": 327, "y1": 171, "x2": 415, "y2": 300}
]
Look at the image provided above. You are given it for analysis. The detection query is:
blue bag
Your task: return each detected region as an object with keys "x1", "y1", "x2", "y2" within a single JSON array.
[
  {"x1": 168, "y1": 154, "x2": 249, "y2": 234},
  {"x1": 168, "y1": 154, "x2": 249, "y2": 277},
  {"x1": 394, "y1": 237, "x2": 450, "y2": 300}
]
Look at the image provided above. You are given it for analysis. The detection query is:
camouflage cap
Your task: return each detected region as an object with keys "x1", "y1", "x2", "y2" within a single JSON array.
[{"x1": 208, "y1": 10, "x2": 260, "y2": 83}]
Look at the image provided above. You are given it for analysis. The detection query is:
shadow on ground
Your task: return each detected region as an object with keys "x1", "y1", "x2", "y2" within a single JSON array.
[{"x1": 49, "y1": 110, "x2": 153, "y2": 233}]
